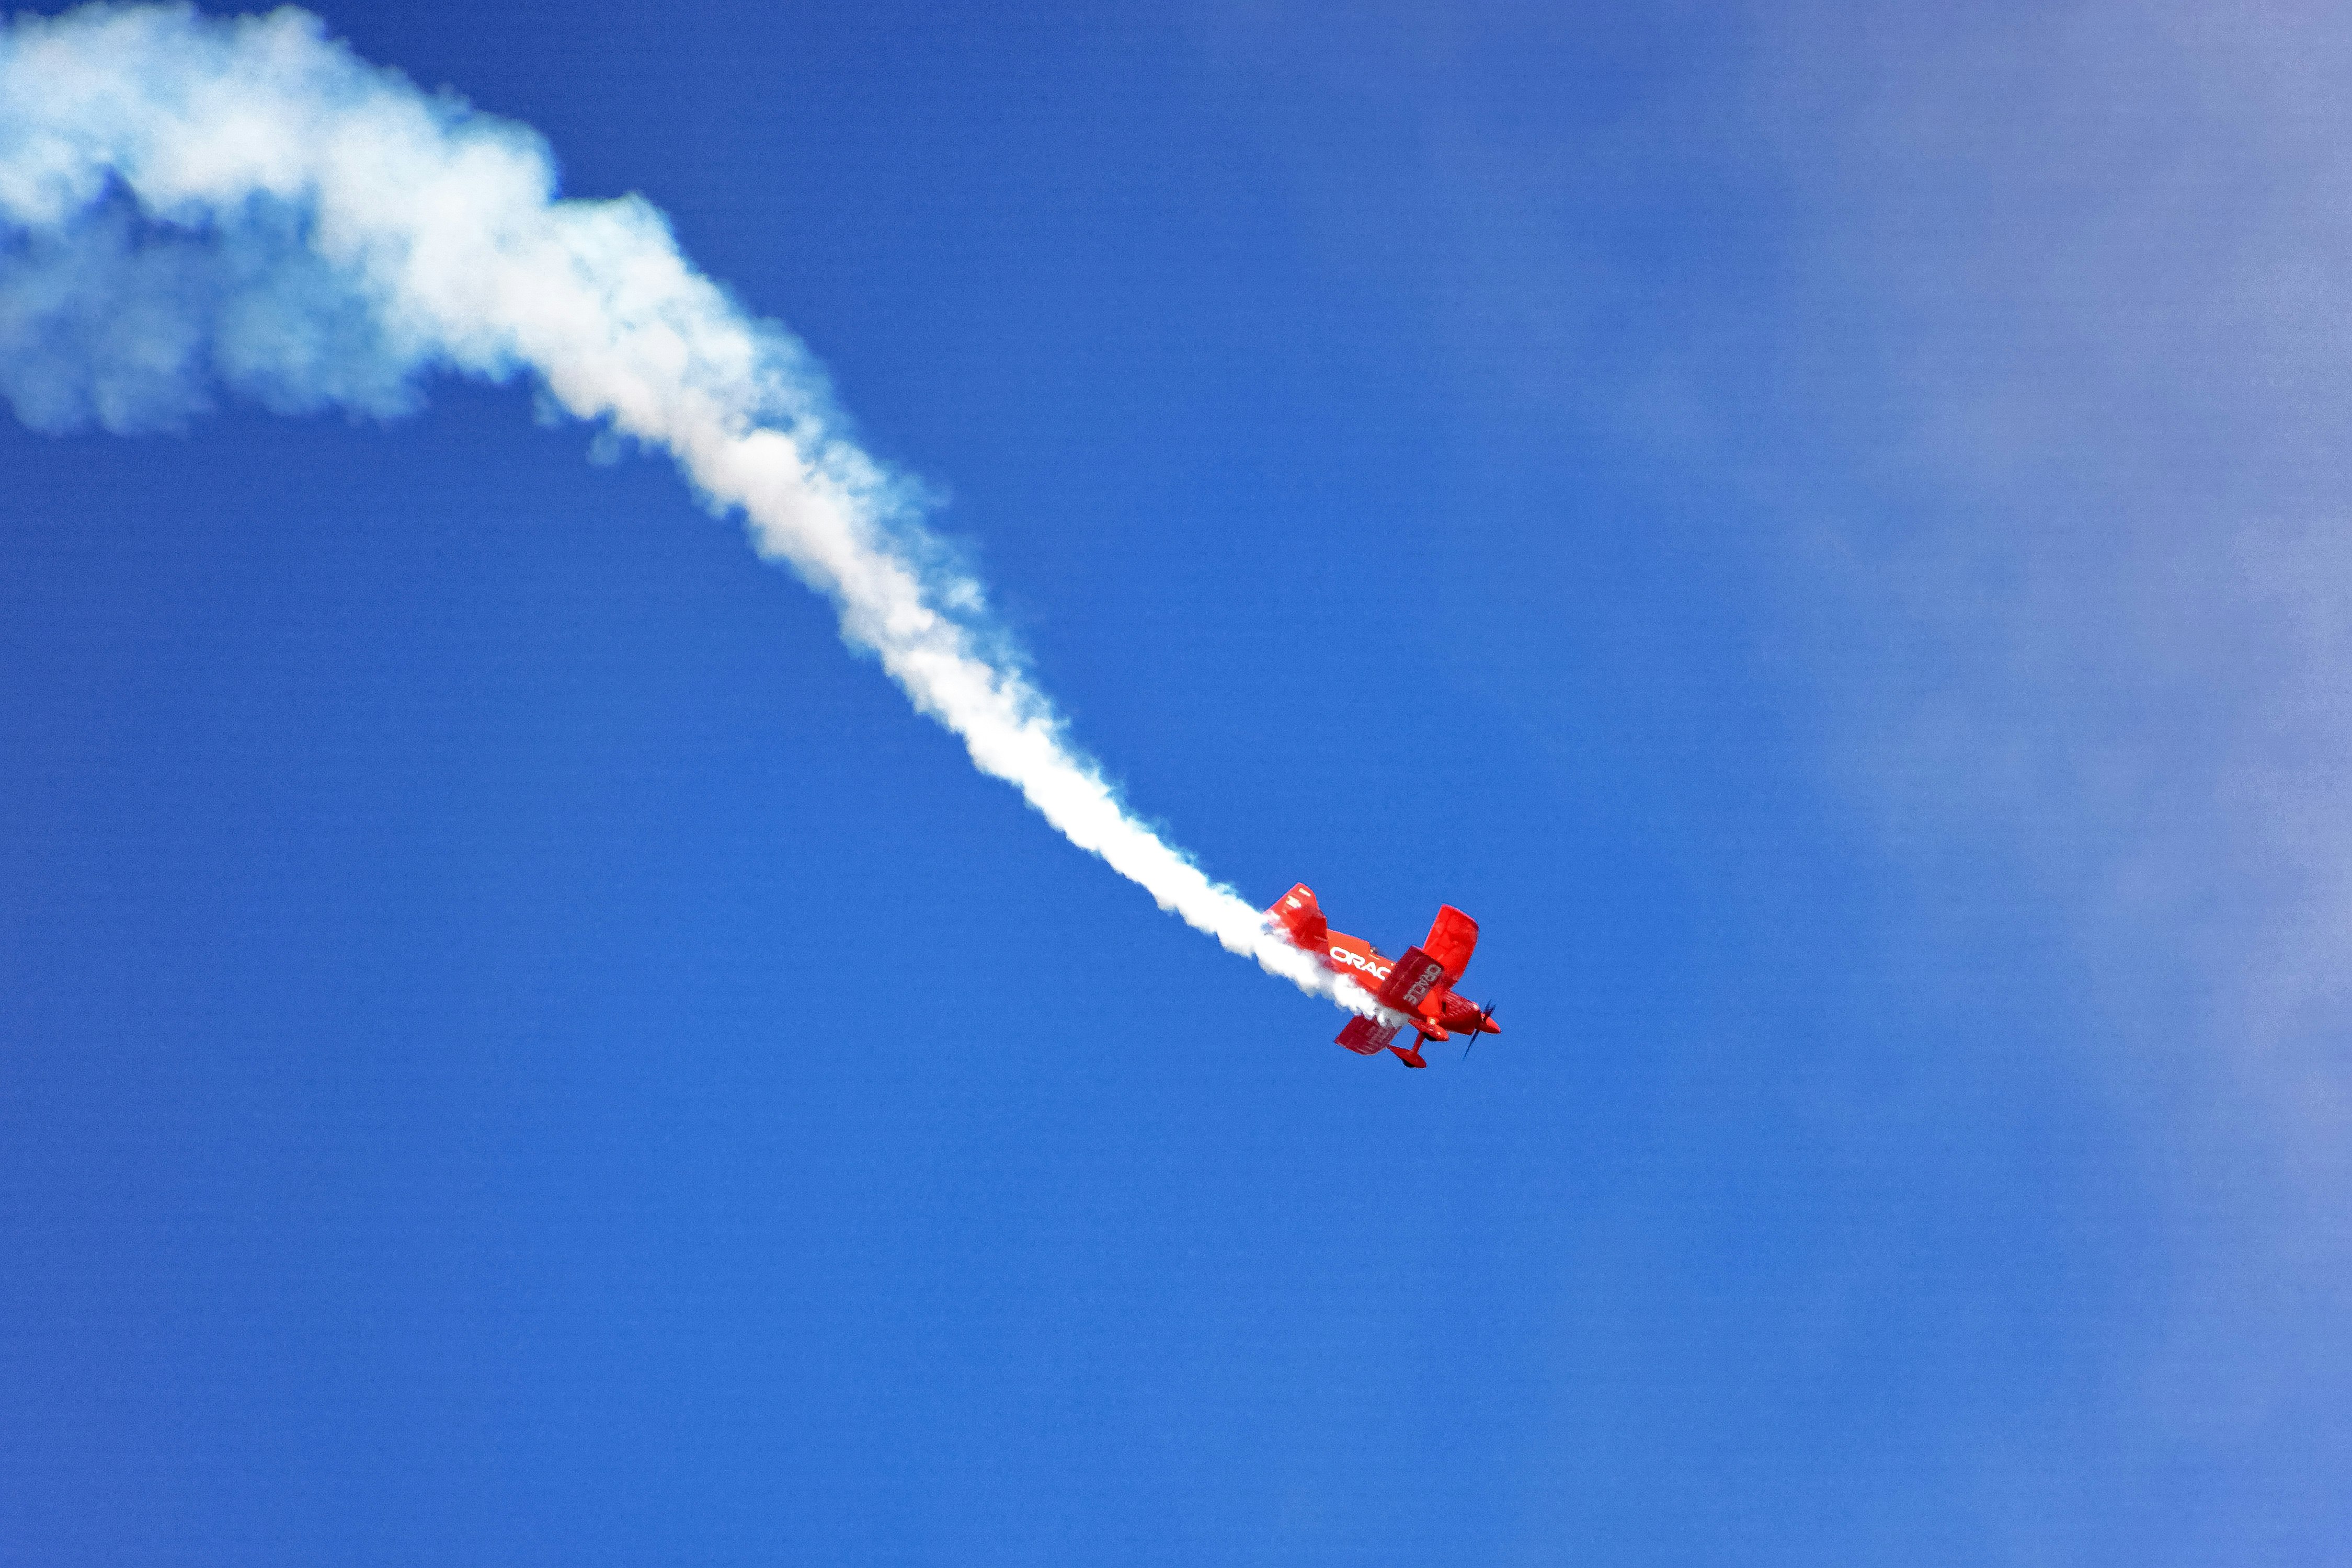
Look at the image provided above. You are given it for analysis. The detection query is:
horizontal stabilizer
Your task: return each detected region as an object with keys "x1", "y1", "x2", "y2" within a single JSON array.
[
  {"x1": 1375, "y1": 945, "x2": 1448, "y2": 1013},
  {"x1": 1423, "y1": 905, "x2": 1479, "y2": 983},
  {"x1": 1335, "y1": 1015, "x2": 1399, "y2": 1056}
]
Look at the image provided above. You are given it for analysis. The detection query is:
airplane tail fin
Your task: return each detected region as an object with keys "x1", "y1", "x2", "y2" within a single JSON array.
[
  {"x1": 1266, "y1": 884, "x2": 1329, "y2": 951},
  {"x1": 1422, "y1": 906, "x2": 1479, "y2": 983}
]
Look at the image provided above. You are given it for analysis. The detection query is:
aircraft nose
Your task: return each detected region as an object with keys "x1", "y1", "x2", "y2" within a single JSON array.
[{"x1": 1482, "y1": 1012, "x2": 1502, "y2": 1034}]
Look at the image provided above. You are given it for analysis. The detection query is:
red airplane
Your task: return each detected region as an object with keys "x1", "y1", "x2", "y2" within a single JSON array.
[{"x1": 1265, "y1": 884, "x2": 1501, "y2": 1069}]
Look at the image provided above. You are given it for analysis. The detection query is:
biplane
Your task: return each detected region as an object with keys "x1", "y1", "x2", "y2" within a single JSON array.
[{"x1": 1265, "y1": 884, "x2": 1500, "y2": 1069}]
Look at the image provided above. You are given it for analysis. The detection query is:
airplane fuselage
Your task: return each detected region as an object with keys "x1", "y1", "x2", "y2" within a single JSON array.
[{"x1": 1323, "y1": 934, "x2": 1489, "y2": 1037}]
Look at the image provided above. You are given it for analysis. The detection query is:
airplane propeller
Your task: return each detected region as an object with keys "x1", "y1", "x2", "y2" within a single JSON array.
[{"x1": 1462, "y1": 1000, "x2": 1498, "y2": 1059}]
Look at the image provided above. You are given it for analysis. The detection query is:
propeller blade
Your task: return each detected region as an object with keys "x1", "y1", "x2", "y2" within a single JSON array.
[{"x1": 1463, "y1": 1000, "x2": 1497, "y2": 1059}]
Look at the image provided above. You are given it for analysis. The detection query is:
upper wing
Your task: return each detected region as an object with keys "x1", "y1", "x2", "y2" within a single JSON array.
[
  {"x1": 1375, "y1": 945, "x2": 1449, "y2": 1013},
  {"x1": 1422, "y1": 905, "x2": 1479, "y2": 984}
]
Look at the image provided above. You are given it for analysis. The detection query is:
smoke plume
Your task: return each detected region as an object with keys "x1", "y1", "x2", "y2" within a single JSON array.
[{"x1": 0, "y1": 3, "x2": 1383, "y2": 1018}]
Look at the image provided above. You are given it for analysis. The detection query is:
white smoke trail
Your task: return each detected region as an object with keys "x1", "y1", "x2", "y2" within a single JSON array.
[{"x1": 0, "y1": 3, "x2": 1390, "y2": 1020}]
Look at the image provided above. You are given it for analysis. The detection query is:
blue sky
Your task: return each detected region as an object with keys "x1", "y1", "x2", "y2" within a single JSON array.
[{"x1": 3, "y1": 2, "x2": 2346, "y2": 1563}]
